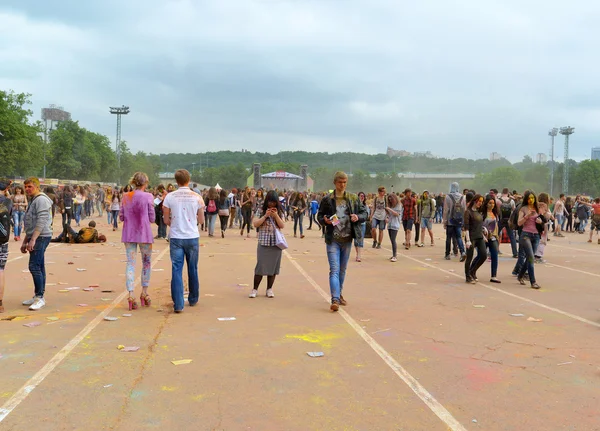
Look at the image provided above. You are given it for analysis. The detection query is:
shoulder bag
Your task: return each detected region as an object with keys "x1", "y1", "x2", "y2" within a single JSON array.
[{"x1": 270, "y1": 217, "x2": 288, "y2": 250}]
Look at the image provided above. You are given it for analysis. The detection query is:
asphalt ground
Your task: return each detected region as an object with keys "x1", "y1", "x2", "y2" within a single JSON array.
[{"x1": 0, "y1": 215, "x2": 599, "y2": 431}]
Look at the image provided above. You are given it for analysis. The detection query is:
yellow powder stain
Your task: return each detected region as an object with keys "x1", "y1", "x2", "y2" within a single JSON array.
[
  {"x1": 418, "y1": 358, "x2": 428, "y2": 362},
  {"x1": 354, "y1": 363, "x2": 365, "y2": 368},
  {"x1": 285, "y1": 330, "x2": 342, "y2": 348},
  {"x1": 317, "y1": 370, "x2": 334, "y2": 380},
  {"x1": 81, "y1": 343, "x2": 90, "y2": 349},
  {"x1": 86, "y1": 377, "x2": 101, "y2": 385},
  {"x1": 310, "y1": 395, "x2": 326, "y2": 405},
  {"x1": 161, "y1": 386, "x2": 177, "y2": 392},
  {"x1": 8, "y1": 340, "x2": 18, "y2": 344},
  {"x1": 160, "y1": 345, "x2": 169, "y2": 350},
  {"x1": 192, "y1": 394, "x2": 206, "y2": 401},
  {"x1": 0, "y1": 392, "x2": 14, "y2": 398}
]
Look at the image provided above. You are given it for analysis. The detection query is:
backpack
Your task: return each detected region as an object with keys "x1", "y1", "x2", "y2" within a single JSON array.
[
  {"x1": 500, "y1": 197, "x2": 513, "y2": 220},
  {"x1": 508, "y1": 203, "x2": 522, "y2": 231},
  {"x1": 448, "y1": 194, "x2": 464, "y2": 225},
  {"x1": 207, "y1": 199, "x2": 217, "y2": 213},
  {"x1": 0, "y1": 198, "x2": 11, "y2": 244}
]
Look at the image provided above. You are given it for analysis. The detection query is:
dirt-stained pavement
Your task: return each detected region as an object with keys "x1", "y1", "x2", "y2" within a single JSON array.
[{"x1": 1, "y1": 217, "x2": 599, "y2": 431}]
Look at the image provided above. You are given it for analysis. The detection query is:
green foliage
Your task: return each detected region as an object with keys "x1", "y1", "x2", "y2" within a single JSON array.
[{"x1": 571, "y1": 160, "x2": 600, "y2": 197}]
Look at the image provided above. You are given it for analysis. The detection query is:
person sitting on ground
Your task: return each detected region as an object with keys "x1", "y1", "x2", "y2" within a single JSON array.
[{"x1": 51, "y1": 220, "x2": 105, "y2": 244}]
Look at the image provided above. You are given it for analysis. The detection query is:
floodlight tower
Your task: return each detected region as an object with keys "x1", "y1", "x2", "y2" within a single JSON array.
[
  {"x1": 559, "y1": 126, "x2": 575, "y2": 194},
  {"x1": 109, "y1": 105, "x2": 130, "y2": 168},
  {"x1": 548, "y1": 128, "x2": 558, "y2": 196}
]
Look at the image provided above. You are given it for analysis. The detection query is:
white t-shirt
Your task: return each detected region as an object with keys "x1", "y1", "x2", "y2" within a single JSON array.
[{"x1": 163, "y1": 187, "x2": 205, "y2": 239}]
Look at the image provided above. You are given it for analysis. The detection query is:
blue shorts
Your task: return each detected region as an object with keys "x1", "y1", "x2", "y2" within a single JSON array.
[
  {"x1": 372, "y1": 218, "x2": 386, "y2": 230},
  {"x1": 421, "y1": 218, "x2": 433, "y2": 230},
  {"x1": 403, "y1": 219, "x2": 414, "y2": 231},
  {"x1": 555, "y1": 215, "x2": 564, "y2": 227}
]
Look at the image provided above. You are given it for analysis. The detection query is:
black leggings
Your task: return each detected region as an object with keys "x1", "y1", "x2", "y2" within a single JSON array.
[
  {"x1": 241, "y1": 206, "x2": 252, "y2": 234},
  {"x1": 254, "y1": 274, "x2": 275, "y2": 290},
  {"x1": 219, "y1": 215, "x2": 229, "y2": 232},
  {"x1": 388, "y1": 229, "x2": 398, "y2": 257},
  {"x1": 465, "y1": 237, "x2": 487, "y2": 279}
]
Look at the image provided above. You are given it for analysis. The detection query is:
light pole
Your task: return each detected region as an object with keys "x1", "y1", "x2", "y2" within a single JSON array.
[
  {"x1": 548, "y1": 128, "x2": 558, "y2": 196},
  {"x1": 560, "y1": 126, "x2": 575, "y2": 194},
  {"x1": 109, "y1": 105, "x2": 130, "y2": 178}
]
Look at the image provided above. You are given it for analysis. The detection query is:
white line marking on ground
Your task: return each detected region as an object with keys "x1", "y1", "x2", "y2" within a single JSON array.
[
  {"x1": 283, "y1": 250, "x2": 468, "y2": 431},
  {"x1": 378, "y1": 247, "x2": 600, "y2": 329},
  {"x1": 0, "y1": 246, "x2": 170, "y2": 423},
  {"x1": 6, "y1": 244, "x2": 60, "y2": 264},
  {"x1": 543, "y1": 262, "x2": 600, "y2": 278},
  {"x1": 553, "y1": 243, "x2": 600, "y2": 255}
]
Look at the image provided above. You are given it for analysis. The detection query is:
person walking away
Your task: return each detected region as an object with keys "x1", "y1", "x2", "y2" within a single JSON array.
[
  {"x1": 154, "y1": 184, "x2": 168, "y2": 239},
  {"x1": 435, "y1": 193, "x2": 444, "y2": 223},
  {"x1": 73, "y1": 187, "x2": 85, "y2": 227},
  {"x1": 401, "y1": 188, "x2": 417, "y2": 250},
  {"x1": 354, "y1": 192, "x2": 369, "y2": 262},
  {"x1": 534, "y1": 193, "x2": 553, "y2": 263},
  {"x1": 11, "y1": 185, "x2": 27, "y2": 241},
  {"x1": 250, "y1": 191, "x2": 285, "y2": 298},
  {"x1": 443, "y1": 182, "x2": 466, "y2": 261},
  {"x1": 218, "y1": 189, "x2": 231, "y2": 238},
  {"x1": 385, "y1": 193, "x2": 402, "y2": 262},
  {"x1": 120, "y1": 172, "x2": 155, "y2": 311},
  {"x1": 291, "y1": 192, "x2": 307, "y2": 238},
  {"x1": 163, "y1": 169, "x2": 205, "y2": 313},
  {"x1": 96, "y1": 184, "x2": 105, "y2": 217},
  {"x1": 317, "y1": 172, "x2": 368, "y2": 312},
  {"x1": 0, "y1": 179, "x2": 13, "y2": 313},
  {"x1": 205, "y1": 187, "x2": 219, "y2": 237},
  {"x1": 498, "y1": 188, "x2": 518, "y2": 258},
  {"x1": 564, "y1": 197, "x2": 574, "y2": 232},
  {"x1": 463, "y1": 194, "x2": 486, "y2": 284},
  {"x1": 370, "y1": 186, "x2": 387, "y2": 249},
  {"x1": 110, "y1": 188, "x2": 121, "y2": 231},
  {"x1": 240, "y1": 188, "x2": 254, "y2": 238},
  {"x1": 482, "y1": 195, "x2": 501, "y2": 283},
  {"x1": 20, "y1": 177, "x2": 53, "y2": 311},
  {"x1": 417, "y1": 190, "x2": 435, "y2": 247},
  {"x1": 228, "y1": 188, "x2": 238, "y2": 228},
  {"x1": 575, "y1": 197, "x2": 590, "y2": 233},
  {"x1": 553, "y1": 194, "x2": 566, "y2": 237},
  {"x1": 588, "y1": 198, "x2": 600, "y2": 244},
  {"x1": 307, "y1": 193, "x2": 321, "y2": 231},
  {"x1": 516, "y1": 190, "x2": 542, "y2": 289}
]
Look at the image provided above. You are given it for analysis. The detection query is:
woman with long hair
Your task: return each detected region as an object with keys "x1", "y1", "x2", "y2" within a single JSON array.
[
  {"x1": 119, "y1": 172, "x2": 155, "y2": 310},
  {"x1": 463, "y1": 194, "x2": 487, "y2": 284},
  {"x1": 105, "y1": 187, "x2": 113, "y2": 225},
  {"x1": 11, "y1": 186, "x2": 27, "y2": 241},
  {"x1": 291, "y1": 192, "x2": 307, "y2": 239},
  {"x1": 110, "y1": 187, "x2": 121, "y2": 231},
  {"x1": 354, "y1": 192, "x2": 368, "y2": 262},
  {"x1": 385, "y1": 192, "x2": 402, "y2": 262},
  {"x1": 217, "y1": 189, "x2": 231, "y2": 238},
  {"x1": 205, "y1": 187, "x2": 219, "y2": 237},
  {"x1": 240, "y1": 187, "x2": 254, "y2": 238},
  {"x1": 74, "y1": 186, "x2": 86, "y2": 227},
  {"x1": 482, "y1": 194, "x2": 501, "y2": 283},
  {"x1": 250, "y1": 190, "x2": 285, "y2": 298},
  {"x1": 516, "y1": 190, "x2": 542, "y2": 289},
  {"x1": 564, "y1": 196, "x2": 574, "y2": 232},
  {"x1": 534, "y1": 192, "x2": 553, "y2": 263},
  {"x1": 154, "y1": 184, "x2": 168, "y2": 240}
]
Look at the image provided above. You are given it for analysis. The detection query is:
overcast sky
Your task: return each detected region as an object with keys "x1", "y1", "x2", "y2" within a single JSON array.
[{"x1": 1, "y1": 0, "x2": 598, "y2": 161}]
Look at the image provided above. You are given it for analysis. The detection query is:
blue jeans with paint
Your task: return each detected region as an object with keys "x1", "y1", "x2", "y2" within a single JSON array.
[
  {"x1": 445, "y1": 225, "x2": 465, "y2": 256},
  {"x1": 326, "y1": 240, "x2": 352, "y2": 303},
  {"x1": 74, "y1": 204, "x2": 82, "y2": 225},
  {"x1": 12, "y1": 210, "x2": 24, "y2": 237},
  {"x1": 517, "y1": 232, "x2": 540, "y2": 284},
  {"x1": 169, "y1": 238, "x2": 199, "y2": 311},
  {"x1": 28, "y1": 236, "x2": 51, "y2": 298}
]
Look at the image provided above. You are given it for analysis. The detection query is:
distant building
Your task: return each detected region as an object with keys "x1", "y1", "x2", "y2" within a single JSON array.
[
  {"x1": 489, "y1": 152, "x2": 502, "y2": 161},
  {"x1": 592, "y1": 147, "x2": 600, "y2": 160},
  {"x1": 413, "y1": 151, "x2": 436, "y2": 158},
  {"x1": 536, "y1": 153, "x2": 548, "y2": 164},
  {"x1": 386, "y1": 146, "x2": 411, "y2": 158}
]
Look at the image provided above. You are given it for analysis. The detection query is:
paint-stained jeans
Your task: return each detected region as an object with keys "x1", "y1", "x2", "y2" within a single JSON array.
[
  {"x1": 487, "y1": 238, "x2": 499, "y2": 278},
  {"x1": 326, "y1": 240, "x2": 352, "y2": 303},
  {"x1": 125, "y1": 243, "x2": 152, "y2": 292},
  {"x1": 169, "y1": 238, "x2": 199, "y2": 311},
  {"x1": 12, "y1": 210, "x2": 24, "y2": 237},
  {"x1": 28, "y1": 236, "x2": 51, "y2": 298},
  {"x1": 518, "y1": 232, "x2": 540, "y2": 284},
  {"x1": 445, "y1": 225, "x2": 465, "y2": 256}
]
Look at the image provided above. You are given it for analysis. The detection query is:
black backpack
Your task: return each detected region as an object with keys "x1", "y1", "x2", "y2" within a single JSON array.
[
  {"x1": 0, "y1": 197, "x2": 12, "y2": 244},
  {"x1": 499, "y1": 197, "x2": 513, "y2": 220},
  {"x1": 509, "y1": 203, "x2": 522, "y2": 231},
  {"x1": 448, "y1": 194, "x2": 464, "y2": 225}
]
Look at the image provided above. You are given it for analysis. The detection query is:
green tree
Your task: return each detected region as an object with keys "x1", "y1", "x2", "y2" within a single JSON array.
[
  {"x1": 571, "y1": 160, "x2": 600, "y2": 197},
  {"x1": 475, "y1": 166, "x2": 524, "y2": 192}
]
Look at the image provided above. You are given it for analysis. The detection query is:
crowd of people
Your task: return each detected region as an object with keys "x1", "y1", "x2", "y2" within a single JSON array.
[{"x1": 1, "y1": 171, "x2": 599, "y2": 315}]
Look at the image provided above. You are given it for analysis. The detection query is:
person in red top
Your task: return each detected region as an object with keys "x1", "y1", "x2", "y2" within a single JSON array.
[{"x1": 401, "y1": 188, "x2": 418, "y2": 250}]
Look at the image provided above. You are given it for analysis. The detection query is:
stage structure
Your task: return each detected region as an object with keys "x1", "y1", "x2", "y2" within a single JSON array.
[{"x1": 248, "y1": 164, "x2": 312, "y2": 191}]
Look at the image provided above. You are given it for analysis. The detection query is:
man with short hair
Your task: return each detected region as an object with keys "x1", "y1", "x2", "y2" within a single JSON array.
[
  {"x1": 498, "y1": 187, "x2": 518, "y2": 258},
  {"x1": 21, "y1": 177, "x2": 54, "y2": 311},
  {"x1": 369, "y1": 186, "x2": 387, "y2": 249},
  {"x1": 443, "y1": 182, "x2": 466, "y2": 261},
  {"x1": 192, "y1": 183, "x2": 201, "y2": 195},
  {"x1": 401, "y1": 188, "x2": 417, "y2": 250},
  {"x1": 96, "y1": 184, "x2": 105, "y2": 217},
  {"x1": 417, "y1": 190, "x2": 436, "y2": 247},
  {"x1": 0, "y1": 178, "x2": 13, "y2": 313},
  {"x1": 51, "y1": 220, "x2": 104, "y2": 243},
  {"x1": 163, "y1": 169, "x2": 205, "y2": 313}
]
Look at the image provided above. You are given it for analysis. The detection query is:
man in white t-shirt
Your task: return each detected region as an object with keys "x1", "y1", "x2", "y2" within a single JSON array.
[{"x1": 163, "y1": 169, "x2": 205, "y2": 313}]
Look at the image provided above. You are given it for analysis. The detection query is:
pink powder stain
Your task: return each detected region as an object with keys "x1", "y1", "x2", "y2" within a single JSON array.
[{"x1": 465, "y1": 363, "x2": 503, "y2": 391}]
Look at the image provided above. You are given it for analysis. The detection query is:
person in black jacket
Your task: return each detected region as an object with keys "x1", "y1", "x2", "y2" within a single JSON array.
[{"x1": 317, "y1": 171, "x2": 368, "y2": 312}]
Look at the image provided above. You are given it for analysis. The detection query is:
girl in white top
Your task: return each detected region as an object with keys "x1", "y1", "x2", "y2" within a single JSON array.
[{"x1": 386, "y1": 193, "x2": 403, "y2": 262}]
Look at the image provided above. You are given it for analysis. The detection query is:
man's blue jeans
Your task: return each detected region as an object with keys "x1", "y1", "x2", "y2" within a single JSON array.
[
  {"x1": 169, "y1": 238, "x2": 199, "y2": 311},
  {"x1": 326, "y1": 240, "x2": 352, "y2": 303},
  {"x1": 28, "y1": 236, "x2": 51, "y2": 298},
  {"x1": 445, "y1": 225, "x2": 465, "y2": 256}
]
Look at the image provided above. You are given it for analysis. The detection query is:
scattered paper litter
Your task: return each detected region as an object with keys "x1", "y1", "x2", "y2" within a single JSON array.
[
  {"x1": 406, "y1": 282, "x2": 418, "y2": 285},
  {"x1": 83, "y1": 288, "x2": 94, "y2": 292},
  {"x1": 306, "y1": 352, "x2": 324, "y2": 358},
  {"x1": 67, "y1": 262, "x2": 74, "y2": 265},
  {"x1": 171, "y1": 359, "x2": 193, "y2": 365},
  {"x1": 101, "y1": 290, "x2": 114, "y2": 293},
  {"x1": 237, "y1": 283, "x2": 249, "y2": 287},
  {"x1": 557, "y1": 362, "x2": 572, "y2": 366},
  {"x1": 23, "y1": 322, "x2": 42, "y2": 328},
  {"x1": 472, "y1": 305, "x2": 486, "y2": 308},
  {"x1": 509, "y1": 313, "x2": 525, "y2": 317},
  {"x1": 22, "y1": 270, "x2": 29, "y2": 273},
  {"x1": 527, "y1": 317, "x2": 543, "y2": 322},
  {"x1": 104, "y1": 316, "x2": 118, "y2": 321},
  {"x1": 359, "y1": 319, "x2": 371, "y2": 322},
  {"x1": 569, "y1": 354, "x2": 576, "y2": 358},
  {"x1": 77, "y1": 304, "x2": 88, "y2": 307},
  {"x1": 58, "y1": 290, "x2": 69, "y2": 293},
  {"x1": 58, "y1": 282, "x2": 68, "y2": 285},
  {"x1": 204, "y1": 294, "x2": 215, "y2": 297},
  {"x1": 121, "y1": 346, "x2": 140, "y2": 352},
  {"x1": 76, "y1": 268, "x2": 87, "y2": 272},
  {"x1": 217, "y1": 317, "x2": 236, "y2": 321},
  {"x1": 46, "y1": 283, "x2": 57, "y2": 286},
  {"x1": 65, "y1": 287, "x2": 80, "y2": 290},
  {"x1": 103, "y1": 384, "x2": 113, "y2": 388},
  {"x1": 101, "y1": 298, "x2": 112, "y2": 301},
  {"x1": 46, "y1": 317, "x2": 59, "y2": 321},
  {"x1": 89, "y1": 284, "x2": 100, "y2": 288},
  {"x1": 425, "y1": 258, "x2": 432, "y2": 261},
  {"x1": 122, "y1": 313, "x2": 132, "y2": 317},
  {"x1": 152, "y1": 269, "x2": 164, "y2": 272}
]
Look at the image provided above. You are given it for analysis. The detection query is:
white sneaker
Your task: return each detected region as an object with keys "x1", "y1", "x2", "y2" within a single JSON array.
[
  {"x1": 266, "y1": 289, "x2": 275, "y2": 298},
  {"x1": 22, "y1": 297, "x2": 36, "y2": 306},
  {"x1": 29, "y1": 297, "x2": 46, "y2": 311},
  {"x1": 391, "y1": 257, "x2": 397, "y2": 262},
  {"x1": 249, "y1": 289, "x2": 258, "y2": 298}
]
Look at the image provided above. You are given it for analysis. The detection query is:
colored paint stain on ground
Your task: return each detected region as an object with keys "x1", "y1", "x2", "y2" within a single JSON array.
[
  {"x1": 285, "y1": 330, "x2": 342, "y2": 347},
  {"x1": 160, "y1": 386, "x2": 177, "y2": 392},
  {"x1": 130, "y1": 390, "x2": 146, "y2": 399}
]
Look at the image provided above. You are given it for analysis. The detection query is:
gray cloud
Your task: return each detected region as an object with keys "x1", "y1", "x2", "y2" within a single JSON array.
[{"x1": 1, "y1": 0, "x2": 598, "y2": 161}]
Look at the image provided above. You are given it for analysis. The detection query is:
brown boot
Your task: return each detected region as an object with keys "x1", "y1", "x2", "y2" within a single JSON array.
[{"x1": 339, "y1": 296, "x2": 347, "y2": 306}]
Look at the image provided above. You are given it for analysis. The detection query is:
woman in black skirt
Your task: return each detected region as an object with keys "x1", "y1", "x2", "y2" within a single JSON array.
[{"x1": 250, "y1": 190, "x2": 285, "y2": 298}]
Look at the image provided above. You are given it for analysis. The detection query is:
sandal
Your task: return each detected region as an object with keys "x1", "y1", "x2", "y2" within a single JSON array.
[{"x1": 517, "y1": 277, "x2": 526, "y2": 286}]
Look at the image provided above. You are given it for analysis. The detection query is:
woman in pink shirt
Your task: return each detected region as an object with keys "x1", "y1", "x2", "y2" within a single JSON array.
[{"x1": 120, "y1": 172, "x2": 155, "y2": 310}]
